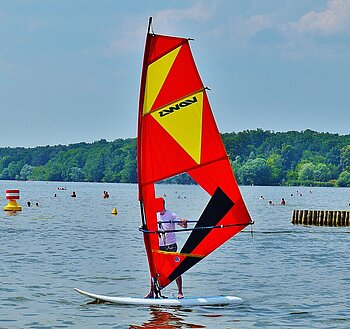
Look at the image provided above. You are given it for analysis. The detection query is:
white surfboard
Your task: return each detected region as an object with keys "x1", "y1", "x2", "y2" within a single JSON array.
[{"x1": 74, "y1": 288, "x2": 243, "y2": 306}]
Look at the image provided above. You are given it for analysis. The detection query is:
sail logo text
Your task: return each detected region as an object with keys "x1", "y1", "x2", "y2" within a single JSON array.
[{"x1": 158, "y1": 97, "x2": 198, "y2": 117}]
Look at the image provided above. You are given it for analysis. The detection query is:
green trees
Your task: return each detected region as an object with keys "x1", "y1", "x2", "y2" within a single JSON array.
[
  {"x1": 69, "y1": 167, "x2": 84, "y2": 182},
  {"x1": 221, "y1": 129, "x2": 350, "y2": 187},
  {"x1": 18, "y1": 164, "x2": 33, "y2": 181},
  {"x1": 0, "y1": 130, "x2": 349, "y2": 186},
  {"x1": 313, "y1": 163, "x2": 337, "y2": 182},
  {"x1": 266, "y1": 153, "x2": 284, "y2": 184},
  {"x1": 238, "y1": 158, "x2": 271, "y2": 185},
  {"x1": 298, "y1": 163, "x2": 315, "y2": 181},
  {"x1": 340, "y1": 145, "x2": 350, "y2": 172},
  {"x1": 336, "y1": 171, "x2": 350, "y2": 187}
]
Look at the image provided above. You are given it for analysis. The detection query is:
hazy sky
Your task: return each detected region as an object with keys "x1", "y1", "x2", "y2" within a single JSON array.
[{"x1": 1, "y1": 0, "x2": 350, "y2": 147}]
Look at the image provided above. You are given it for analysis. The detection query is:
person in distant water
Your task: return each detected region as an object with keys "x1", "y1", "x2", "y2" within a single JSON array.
[
  {"x1": 280, "y1": 198, "x2": 286, "y2": 206},
  {"x1": 71, "y1": 191, "x2": 77, "y2": 198},
  {"x1": 268, "y1": 200, "x2": 275, "y2": 206},
  {"x1": 103, "y1": 191, "x2": 110, "y2": 199},
  {"x1": 35, "y1": 202, "x2": 39, "y2": 207},
  {"x1": 145, "y1": 199, "x2": 188, "y2": 299},
  {"x1": 259, "y1": 195, "x2": 264, "y2": 200},
  {"x1": 27, "y1": 201, "x2": 31, "y2": 207}
]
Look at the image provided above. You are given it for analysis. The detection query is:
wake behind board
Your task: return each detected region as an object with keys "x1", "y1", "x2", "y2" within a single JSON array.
[{"x1": 74, "y1": 288, "x2": 243, "y2": 306}]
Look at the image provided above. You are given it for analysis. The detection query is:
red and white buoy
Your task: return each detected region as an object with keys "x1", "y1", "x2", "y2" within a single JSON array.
[{"x1": 4, "y1": 189, "x2": 22, "y2": 211}]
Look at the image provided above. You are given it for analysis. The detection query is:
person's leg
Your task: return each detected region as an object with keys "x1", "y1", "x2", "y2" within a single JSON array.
[
  {"x1": 175, "y1": 276, "x2": 184, "y2": 299},
  {"x1": 144, "y1": 280, "x2": 154, "y2": 298}
]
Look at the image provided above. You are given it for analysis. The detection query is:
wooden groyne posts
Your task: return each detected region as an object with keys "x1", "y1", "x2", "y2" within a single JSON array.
[{"x1": 291, "y1": 210, "x2": 350, "y2": 226}]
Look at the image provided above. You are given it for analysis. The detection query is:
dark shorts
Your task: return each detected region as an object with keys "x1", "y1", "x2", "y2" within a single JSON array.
[{"x1": 159, "y1": 243, "x2": 177, "y2": 252}]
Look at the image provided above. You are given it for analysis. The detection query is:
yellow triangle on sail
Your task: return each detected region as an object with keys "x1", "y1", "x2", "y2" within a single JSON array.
[
  {"x1": 151, "y1": 91, "x2": 203, "y2": 164},
  {"x1": 143, "y1": 46, "x2": 182, "y2": 115}
]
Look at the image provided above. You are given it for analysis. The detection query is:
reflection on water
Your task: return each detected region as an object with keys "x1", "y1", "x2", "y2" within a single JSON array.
[
  {"x1": 3, "y1": 210, "x2": 20, "y2": 217},
  {"x1": 130, "y1": 306, "x2": 206, "y2": 329}
]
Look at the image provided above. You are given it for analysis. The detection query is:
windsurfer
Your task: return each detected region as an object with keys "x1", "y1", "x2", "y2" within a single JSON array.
[{"x1": 145, "y1": 199, "x2": 188, "y2": 299}]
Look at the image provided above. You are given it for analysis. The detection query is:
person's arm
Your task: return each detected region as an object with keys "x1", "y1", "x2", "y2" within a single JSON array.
[{"x1": 177, "y1": 218, "x2": 188, "y2": 228}]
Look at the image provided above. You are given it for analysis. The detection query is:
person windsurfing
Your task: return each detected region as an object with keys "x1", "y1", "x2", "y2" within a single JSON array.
[{"x1": 145, "y1": 199, "x2": 188, "y2": 299}]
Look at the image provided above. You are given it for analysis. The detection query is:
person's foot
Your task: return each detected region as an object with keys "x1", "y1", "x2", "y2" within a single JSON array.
[
  {"x1": 144, "y1": 292, "x2": 154, "y2": 299},
  {"x1": 177, "y1": 293, "x2": 184, "y2": 299}
]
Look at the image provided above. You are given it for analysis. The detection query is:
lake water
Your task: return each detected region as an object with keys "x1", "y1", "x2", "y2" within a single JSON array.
[{"x1": 0, "y1": 181, "x2": 349, "y2": 328}]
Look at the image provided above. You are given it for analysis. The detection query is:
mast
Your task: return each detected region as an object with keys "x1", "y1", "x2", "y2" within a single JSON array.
[
  {"x1": 137, "y1": 18, "x2": 158, "y2": 287},
  {"x1": 148, "y1": 16, "x2": 153, "y2": 35}
]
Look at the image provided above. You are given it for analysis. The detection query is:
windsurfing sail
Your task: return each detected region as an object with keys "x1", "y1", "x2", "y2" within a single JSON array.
[{"x1": 137, "y1": 18, "x2": 252, "y2": 295}]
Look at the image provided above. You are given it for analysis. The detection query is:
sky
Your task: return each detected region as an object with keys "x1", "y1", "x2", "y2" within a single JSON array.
[{"x1": 1, "y1": 0, "x2": 350, "y2": 147}]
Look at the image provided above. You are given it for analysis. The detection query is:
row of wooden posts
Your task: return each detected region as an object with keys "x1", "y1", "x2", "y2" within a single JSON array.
[{"x1": 291, "y1": 210, "x2": 350, "y2": 226}]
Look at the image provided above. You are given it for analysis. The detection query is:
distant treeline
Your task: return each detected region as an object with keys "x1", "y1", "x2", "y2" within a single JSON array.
[{"x1": 1, "y1": 129, "x2": 350, "y2": 187}]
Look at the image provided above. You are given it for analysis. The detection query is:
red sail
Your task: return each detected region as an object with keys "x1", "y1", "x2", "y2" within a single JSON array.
[{"x1": 137, "y1": 27, "x2": 251, "y2": 290}]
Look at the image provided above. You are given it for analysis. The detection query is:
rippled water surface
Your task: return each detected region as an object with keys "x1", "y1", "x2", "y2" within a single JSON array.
[{"x1": 1, "y1": 181, "x2": 349, "y2": 328}]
